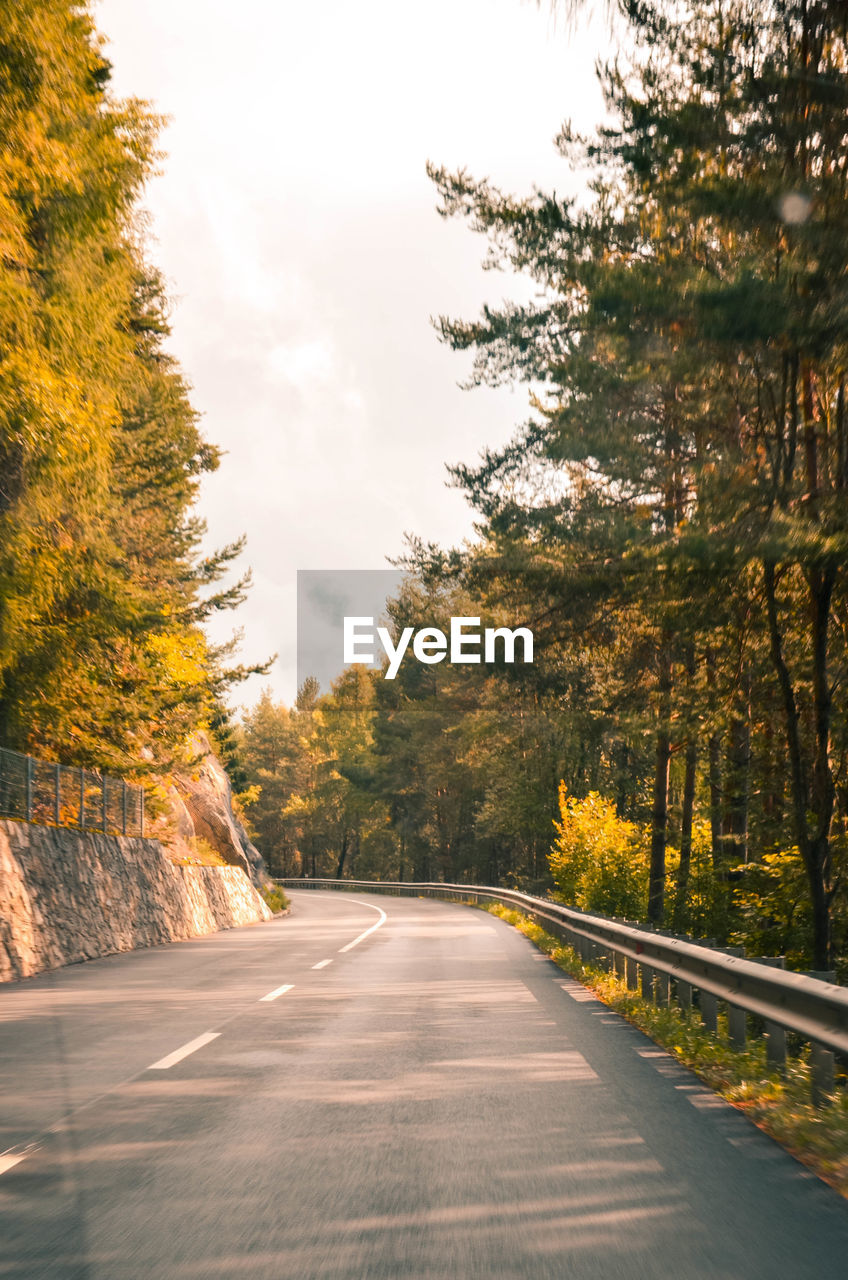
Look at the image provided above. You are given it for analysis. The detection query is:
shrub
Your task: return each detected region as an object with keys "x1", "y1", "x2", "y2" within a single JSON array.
[
  {"x1": 549, "y1": 784, "x2": 648, "y2": 917},
  {"x1": 260, "y1": 883, "x2": 290, "y2": 914}
]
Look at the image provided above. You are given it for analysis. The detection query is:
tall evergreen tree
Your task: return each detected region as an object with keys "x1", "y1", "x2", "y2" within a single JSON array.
[
  {"x1": 427, "y1": 0, "x2": 848, "y2": 963},
  {"x1": 0, "y1": 2, "x2": 254, "y2": 774}
]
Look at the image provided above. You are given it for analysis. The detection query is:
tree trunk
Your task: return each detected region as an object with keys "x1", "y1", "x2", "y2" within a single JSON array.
[
  {"x1": 648, "y1": 639, "x2": 673, "y2": 926},
  {"x1": 836, "y1": 374, "x2": 846, "y2": 490},
  {"x1": 764, "y1": 560, "x2": 835, "y2": 969},
  {"x1": 648, "y1": 729, "x2": 671, "y2": 925},
  {"x1": 708, "y1": 731, "x2": 723, "y2": 871},
  {"x1": 724, "y1": 709, "x2": 750, "y2": 866},
  {"x1": 705, "y1": 648, "x2": 724, "y2": 872},
  {"x1": 335, "y1": 830, "x2": 349, "y2": 880},
  {"x1": 673, "y1": 736, "x2": 697, "y2": 930},
  {"x1": 809, "y1": 835, "x2": 832, "y2": 972}
]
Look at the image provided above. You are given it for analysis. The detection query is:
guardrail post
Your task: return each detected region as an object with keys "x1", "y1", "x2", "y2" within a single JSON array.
[
  {"x1": 728, "y1": 1004, "x2": 746, "y2": 1049},
  {"x1": 766, "y1": 1023, "x2": 787, "y2": 1070},
  {"x1": 700, "y1": 991, "x2": 718, "y2": 1033},
  {"x1": 655, "y1": 971, "x2": 670, "y2": 1006},
  {"x1": 625, "y1": 956, "x2": 638, "y2": 989},
  {"x1": 676, "y1": 979, "x2": 692, "y2": 1010},
  {"x1": 799, "y1": 973, "x2": 837, "y2": 1103},
  {"x1": 25, "y1": 755, "x2": 34, "y2": 821},
  {"x1": 811, "y1": 1043, "x2": 835, "y2": 1107},
  {"x1": 640, "y1": 964, "x2": 654, "y2": 1001},
  {"x1": 613, "y1": 950, "x2": 624, "y2": 980},
  {"x1": 753, "y1": 958, "x2": 787, "y2": 1071}
]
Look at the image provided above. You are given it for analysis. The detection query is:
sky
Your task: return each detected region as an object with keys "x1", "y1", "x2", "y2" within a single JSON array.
[{"x1": 93, "y1": 0, "x2": 611, "y2": 705}]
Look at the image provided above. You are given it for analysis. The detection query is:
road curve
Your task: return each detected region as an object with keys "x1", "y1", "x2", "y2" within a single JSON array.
[{"x1": 1, "y1": 888, "x2": 847, "y2": 1278}]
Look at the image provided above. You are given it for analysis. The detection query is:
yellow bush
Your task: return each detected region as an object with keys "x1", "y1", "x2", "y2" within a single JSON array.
[{"x1": 549, "y1": 784, "x2": 648, "y2": 917}]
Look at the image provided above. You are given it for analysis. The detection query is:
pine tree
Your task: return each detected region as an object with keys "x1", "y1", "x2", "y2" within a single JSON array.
[
  {"x1": 0, "y1": 2, "x2": 256, "y2": 775},
  {"x1": 427, "y1": 1, "x2": 848, "y2": 963}
]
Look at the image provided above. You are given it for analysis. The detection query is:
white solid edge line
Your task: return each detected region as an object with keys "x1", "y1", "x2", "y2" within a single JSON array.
[
  {"x1": 147, "y1": 1031, "x2": 221, "y2": 1070},
  {"x1": 259, "y1": 983, "x2": 295, "y2": 1002},
  {"x1": 338, "y1": 901, "x2": 388, "y2": 953},
  {"x1": 0, "y1": 1153, "x2": 27, "y2": 1176},
  {"x1": 312, "y1": 959, "x2": 332, "y2": 969}
]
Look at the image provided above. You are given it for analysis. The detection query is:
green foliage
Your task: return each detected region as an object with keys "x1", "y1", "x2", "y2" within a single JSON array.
[
  {"x1": 730, "y1": 850, "x2": 815, "y2": 972},
  {"x1": 420, "y1": 0, "x2": 848, "y2": 964},
  {"x1": 169, "y1": 836, "x2": 227, "y2": 867},
  {"x1": 260, "y1": 884, "x2": 290, "y2": 914},
  {"x1": 668, "y1": 819, "x2": 732, "y2": 940},
  {"x1": 550, "y1": 785, "x2": 648, "y2": 917},
  {"x1": 0, "y1": 2, "x2": 255, "y2": 776},
  {"x1": 239, "y1": 671, "x2": 394, "y2": 880},
  {"x1": 234, "y1": 2, "x2": 848, "y2": 972}
]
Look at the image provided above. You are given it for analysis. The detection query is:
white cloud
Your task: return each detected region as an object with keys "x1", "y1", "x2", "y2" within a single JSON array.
[
  {"x1": 94, "y1": 0, "x2": 611, "y2": 703},
  {"x1": 266, "y1": 339, "x2": 334, "y2": 388}
]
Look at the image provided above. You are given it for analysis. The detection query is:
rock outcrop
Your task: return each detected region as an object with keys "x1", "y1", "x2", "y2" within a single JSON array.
[
  {"x1": 0, "y1": 819, "x2": 274, "y2": 982},
  {"x1": 151, "y1": 732, "x2": 267, "y2": 886}
]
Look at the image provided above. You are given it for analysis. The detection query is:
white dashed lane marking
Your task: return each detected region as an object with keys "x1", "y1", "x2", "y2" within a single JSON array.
[
  {"x1": 0, "y1": 1151, "x2": 29, "y2": 1177},
  {"x1": 258, "y1": 984, "x2": 295, "y2": 1003},
  {"x1": 147, "y1": 1031, "x2": 221, "y2": 1070}
]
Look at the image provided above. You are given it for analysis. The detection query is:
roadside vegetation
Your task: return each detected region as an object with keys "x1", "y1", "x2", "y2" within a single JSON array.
[
  {"x1": 259, "y1": 884, "x2": 290, "y2": 915},
  {"x1": 238, "y1": 2, "x2": 848, "y2": 981},
  {"x1": 0, "y1": 2, "x2": 265, "y2": 800},
  {"x1": 167, "y1": 837, "x2": 227, "y2": 868},
  {"x1": 3, "y1": 4, "x2": 848, "y2": 975}
]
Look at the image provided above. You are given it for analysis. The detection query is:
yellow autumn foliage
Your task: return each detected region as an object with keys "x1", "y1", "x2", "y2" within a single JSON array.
[
  {"x1": 549, "y1": 784, "x2": 649, "y2": 918},
  {"x1": 145, "y1": 630, "x2": 208, "y2": 690}
]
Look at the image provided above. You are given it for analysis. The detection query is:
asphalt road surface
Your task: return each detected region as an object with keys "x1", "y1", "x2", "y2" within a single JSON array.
[{"x1": 2, "y1": 888, "x2": 848, "y2": 1278}]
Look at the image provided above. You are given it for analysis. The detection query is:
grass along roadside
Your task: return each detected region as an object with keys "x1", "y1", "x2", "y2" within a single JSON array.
[
  {"x1": 260, "y1": 883, "x2": 290, "y2": 914},
  {"x1": 484, "y1": 902, "x2": 848, "y2": 1198},
  {"x1": 166, "y1": 836, "x2": 228, "y2": 867}
]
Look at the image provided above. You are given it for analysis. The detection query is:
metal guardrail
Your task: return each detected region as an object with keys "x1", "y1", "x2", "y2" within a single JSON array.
[
  {"x1": 279, "y1": 876, "x2": 847, "y2": 1104},
  {"x1": 0, "y1": 746, "x2": 144, "y2": 838}
]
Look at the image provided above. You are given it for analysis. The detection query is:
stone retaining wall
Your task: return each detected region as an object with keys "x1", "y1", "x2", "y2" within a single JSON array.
[{"x1": 0, "y1": 819, "x2": 273, "y2": 982}]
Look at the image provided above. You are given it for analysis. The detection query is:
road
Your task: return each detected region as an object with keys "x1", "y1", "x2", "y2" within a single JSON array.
[{"x1": 2, "y1": 888, "x2": 848, "y2": 1278}]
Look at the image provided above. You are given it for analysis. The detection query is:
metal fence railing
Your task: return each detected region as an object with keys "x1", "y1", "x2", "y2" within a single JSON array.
[
  {"x1": 0, "y1": 747, "x2": 144, "y2": 838},
  {"x1": 279, "y1": 877, "x2": 847, "y2": 1107}
]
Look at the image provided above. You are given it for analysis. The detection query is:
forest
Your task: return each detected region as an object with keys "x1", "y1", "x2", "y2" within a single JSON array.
[
  {"x1": 3, "y1": 1, "x2": 848, "y2": 974},
  {"x1": 0, "y1": 1, "x2": 261, "y2": 778},
  {"x1": 238, "y1": 1, "x2": 848, "y2": 975}
]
